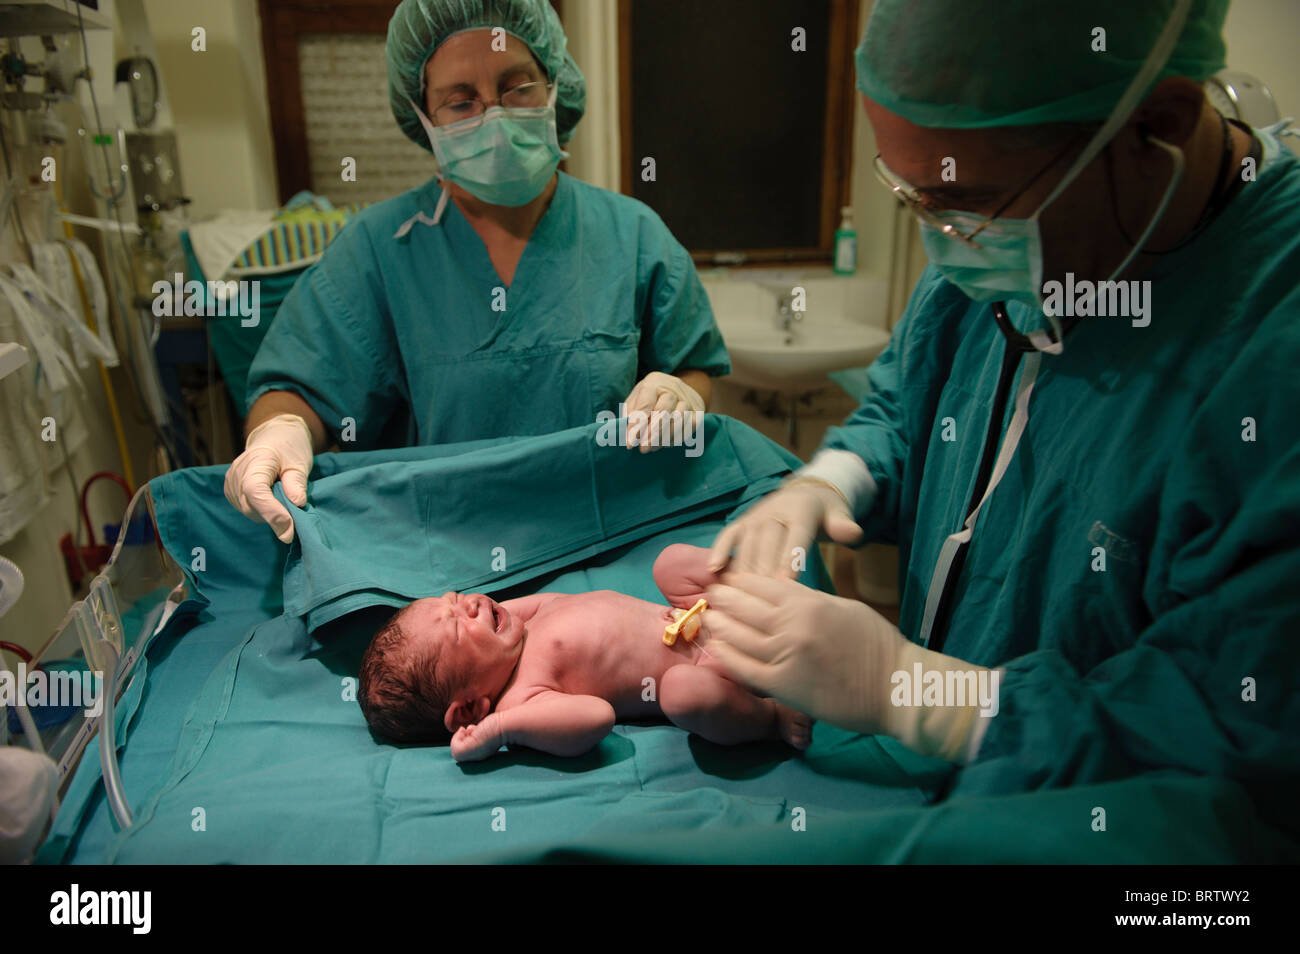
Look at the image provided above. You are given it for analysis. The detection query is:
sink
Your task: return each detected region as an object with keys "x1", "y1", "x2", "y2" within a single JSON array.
[{"x1": 704, "y1": 276, "x2": 893, "y2": 392}]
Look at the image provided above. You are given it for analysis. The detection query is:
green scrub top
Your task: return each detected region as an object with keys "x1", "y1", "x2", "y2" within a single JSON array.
[
  {"x1": 246, "y1": 172, "x2": 730, "y2": 448},
  {"x1": 822, "y1": 124, "x2": 1300, "y2": 818}
]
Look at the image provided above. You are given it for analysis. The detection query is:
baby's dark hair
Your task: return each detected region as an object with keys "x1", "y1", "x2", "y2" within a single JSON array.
[{"x1": 358, "y1": 604, "x2": 457, "y2": 744}]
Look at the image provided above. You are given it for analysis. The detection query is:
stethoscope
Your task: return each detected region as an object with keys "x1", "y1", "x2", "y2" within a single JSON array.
[
  {"x1": 922, "y1": 124, "x2": 1262, "y2": 655},
  {"x1": 922, "y1": 303, "x2": 1082, "y2": 655}
]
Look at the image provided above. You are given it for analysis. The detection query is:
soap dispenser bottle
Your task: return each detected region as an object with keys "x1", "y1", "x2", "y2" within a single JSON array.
[{"x1": 833, "y1": 206, "x2": 857, "y2": 275}]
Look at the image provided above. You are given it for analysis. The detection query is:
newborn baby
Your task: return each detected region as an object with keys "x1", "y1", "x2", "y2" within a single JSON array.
[{"x1": 358, "y1": 544, "x2": 812, "y2": 761}]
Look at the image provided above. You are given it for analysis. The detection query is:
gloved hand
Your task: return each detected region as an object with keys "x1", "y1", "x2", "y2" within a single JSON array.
[
  {"x1": 223, "y1": 413, "x2": 314, "y2": 543},
  {"x1": 621, "y1": 371, "x2": 705, "y2": 452},
  {"x1": 708, "y1": 478, "x2": 863, "y2": 577},
  {"x1": 701, "y1": 572, "x2": 989, "y2": 761}
]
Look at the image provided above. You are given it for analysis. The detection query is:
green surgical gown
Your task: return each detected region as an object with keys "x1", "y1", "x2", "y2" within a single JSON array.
[
  {"x1": 246, "y1": 173, "x2": 729, "y2": 447},
  {"x1": 823, "y1": 124, "x2": 1300, "y2": 830}
]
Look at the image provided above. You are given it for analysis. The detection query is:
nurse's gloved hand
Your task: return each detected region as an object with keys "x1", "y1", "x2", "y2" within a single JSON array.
[
  {"x1": 702, "y1": 573, "x2": 988, "y2": 762},
  {"x1": 223, "y1": 413, "x2": 314, "y2": 544},
  {"x1": 621, "y1": 371, "x2": 705, "y2": 453},
  {"x1": 708, "y1": 478, "x2": 862, "y2": 578}
]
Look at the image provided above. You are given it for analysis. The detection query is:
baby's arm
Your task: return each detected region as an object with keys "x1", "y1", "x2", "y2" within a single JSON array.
[
  {"x1": 450, "y1": 690, "x2": 615, "y2": 762},
  {"x1": 653, "y1": 543, "x2": 720, "y2": 607}
]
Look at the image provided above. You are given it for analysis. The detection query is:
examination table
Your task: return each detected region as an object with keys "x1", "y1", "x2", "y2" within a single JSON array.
[{"x1": 37, "y1": 417, "x2": 1286, "y2": 863}]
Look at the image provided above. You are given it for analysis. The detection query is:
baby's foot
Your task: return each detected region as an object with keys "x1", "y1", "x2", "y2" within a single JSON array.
[{"x1": 773, "y1": 702, "x2": 813, "y2": 750}]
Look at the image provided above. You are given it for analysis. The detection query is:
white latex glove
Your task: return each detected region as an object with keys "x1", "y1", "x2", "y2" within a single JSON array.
[
  {"x1": 223, "y1": 413, "x2": 314, "y2": 543},
  {"x1": 621, "y1": 371, "x2": 705, "y2": 453},
  {"x1": 0, "y1": 747, "x2": 59, "y2": 864},
  {"x1": 708, "y1": 478, "x2": 863, "y2": 577},
  {"x1": 701, "y1": 573, "x2": 988, "y2": 761}
]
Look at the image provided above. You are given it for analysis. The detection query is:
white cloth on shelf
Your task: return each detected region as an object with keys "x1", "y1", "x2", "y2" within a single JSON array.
[{"x1": 186, "y1": 209, "x2": 275, "y2": 281}]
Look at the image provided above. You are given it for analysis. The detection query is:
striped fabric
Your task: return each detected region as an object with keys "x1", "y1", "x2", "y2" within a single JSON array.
[{"x1": 232, "y1": 204, "x2": 366, "y2": 271}]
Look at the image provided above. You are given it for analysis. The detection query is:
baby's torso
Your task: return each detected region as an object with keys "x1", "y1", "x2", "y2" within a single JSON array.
[{"x1": 496, "y1": 591, "x2": 711, "y2": 718}]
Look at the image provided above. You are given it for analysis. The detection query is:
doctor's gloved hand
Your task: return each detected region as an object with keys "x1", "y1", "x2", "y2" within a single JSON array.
[
  {"x1": 223, "y1": 413, "x2": 314, "y2": 544},
  {"x1": 621, "y1": 371, "x2": 705, "y2": 453},
  {"x1": 708, "y1": 478, "x2": 862, "y2": 578},
  {"x1": 702, "y1": 573, "x2": 989, "y2": 762}
]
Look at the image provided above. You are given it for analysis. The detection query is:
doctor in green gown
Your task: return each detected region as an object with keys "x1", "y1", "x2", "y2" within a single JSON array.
[
  {"x1": 705, "y1": 0, "x2": 1300, "y2": 818},
  {"x1": 225, "y1": 0, "x2": 729, "y2": 543}
]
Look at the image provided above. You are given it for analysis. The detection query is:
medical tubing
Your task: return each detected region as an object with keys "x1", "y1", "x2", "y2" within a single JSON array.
[
  {"x1": 0, "y1": 555, "x2": 24, "y2": 619},
  {"x1": 74, "y1": 3, "x2": 182, "y2": 471},
  {"x1": 106, "y1": 485, "x2": 156, "y2": 569},
  {"x1": 62, "y1": 236, "x2": 137, "y2": 489},
  {"x1": 79, "y1": 471, "x2": 133, "y2": 548},
  {"x1": 96, "y1": 641, "x2": 133, "y2": 828},
  {"x1": 1114, "y1": 137, "x2": 1185, "y2": 274},
  {"x1": 0, "y1": 641, "x2": 32, "y2": 662},
  {"x1": 0, "y1": 119, "x2": 35, "y2": 268},
  {"x1": 11, "y1": 688, "x2": 44, "y2": 755},
  {"x1": 92, "y1": 568, "x2": 169, "y2": 830},
  {"x1": 58, "y1": 441, "x2": 92, "y2": 583}
]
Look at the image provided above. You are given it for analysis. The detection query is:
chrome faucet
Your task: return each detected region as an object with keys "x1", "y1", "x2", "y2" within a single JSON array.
[{"x1": 777, "y1": 292, "x2": 802, "y2": 343}]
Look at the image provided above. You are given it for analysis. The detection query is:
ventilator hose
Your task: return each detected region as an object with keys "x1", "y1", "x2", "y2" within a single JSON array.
[{"x1": 96, "y1": 641, "x2": 133, "y2": 828}]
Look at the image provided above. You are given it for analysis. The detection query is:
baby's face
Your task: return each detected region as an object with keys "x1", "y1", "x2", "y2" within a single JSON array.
[{"x1": 404, "y1": 592, "x2": 523, "y2": 693}]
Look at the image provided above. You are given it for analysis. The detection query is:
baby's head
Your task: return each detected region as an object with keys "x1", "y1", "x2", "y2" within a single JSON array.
[{"x1": 358, "y1": 592, "x2": 524, "y2": 743}]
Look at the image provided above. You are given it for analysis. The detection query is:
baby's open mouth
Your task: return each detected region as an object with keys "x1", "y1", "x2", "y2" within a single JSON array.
[{"x1": 490, "y1": 602, "x2": 503, "y2": 632}]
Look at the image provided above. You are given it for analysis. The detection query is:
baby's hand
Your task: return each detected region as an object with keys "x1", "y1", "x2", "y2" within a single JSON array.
[{"x1": 451, "y1": 720, "x2": 504, "y2": 762}]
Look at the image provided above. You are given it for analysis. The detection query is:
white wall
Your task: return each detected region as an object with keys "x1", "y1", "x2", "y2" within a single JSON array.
[
  {"x1": 1222, "y1": 0, "x2": 1300, "y2": 120},
  {"x1": 140, "y1": 0, "x2": 277, "y2": 216},
  {"x1": 561, "y1": 0, "x2": 621, "y2": 191}
]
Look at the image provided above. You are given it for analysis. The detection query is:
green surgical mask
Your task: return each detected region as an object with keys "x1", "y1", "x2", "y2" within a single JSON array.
[
  {"x1": 410, "y1": 84, "x2": 566, "y2": 208},
  {"x1": 919, "y1": 135, "x2": 1183, "y2": 309}
]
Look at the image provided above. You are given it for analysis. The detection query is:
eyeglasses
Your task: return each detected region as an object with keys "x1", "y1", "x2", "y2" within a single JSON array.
[
  {"x1": 872, "y1": 133, "x2": 1090, "y2": 248},
  {"x1": 433, "y1": 81, "x2": 552, "y2": 128}
]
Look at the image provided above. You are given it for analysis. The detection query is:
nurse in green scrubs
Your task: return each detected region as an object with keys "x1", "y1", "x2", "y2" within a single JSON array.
[{"x1": 225, "y1": 0, "x2": 729, "y2": 543}]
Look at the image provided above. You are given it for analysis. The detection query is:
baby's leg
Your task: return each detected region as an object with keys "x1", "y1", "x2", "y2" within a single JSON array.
[
  {"x1": 653, "y1": 544, "x2": 718, "y2": 608},
  {"x1": 660, "y1": 664, "x2": 812, "y2": 749}
]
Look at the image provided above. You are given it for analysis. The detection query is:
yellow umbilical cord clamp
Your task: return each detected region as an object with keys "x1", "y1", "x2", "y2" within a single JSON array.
[{"x1": 663, "y1": 598, "x2": 707, "y2": 646}]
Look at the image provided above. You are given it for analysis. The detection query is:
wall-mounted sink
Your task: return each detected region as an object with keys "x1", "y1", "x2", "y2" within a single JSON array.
[{"x1": 704, "y1": 275, "x2": 893, "y2": 392}]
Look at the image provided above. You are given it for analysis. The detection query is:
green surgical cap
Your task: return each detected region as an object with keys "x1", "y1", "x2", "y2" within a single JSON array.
[
  {"x1": 387, "y1": 0, "x2": 587, "y2": 149},
  {"x1": 855, "y1": 0, "x2": 1229, "y2": 128}
]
